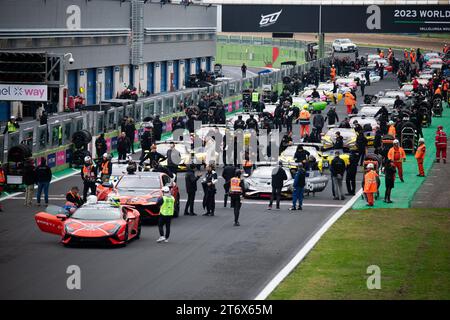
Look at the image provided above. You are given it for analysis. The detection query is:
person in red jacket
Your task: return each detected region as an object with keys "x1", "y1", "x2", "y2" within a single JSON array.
[{"x1": 435, "y1": 125, "x2": 447, "y2": 163}]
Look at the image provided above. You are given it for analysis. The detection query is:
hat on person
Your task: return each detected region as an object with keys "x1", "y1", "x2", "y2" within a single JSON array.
[
  {"x1": 393, "y1": 139, "x2": 399, "y2": 144},
  {"x1": 367, "y1": 163, "x2": 374, "y2": 169},
  {"x1": 418, "y1": 138, "x2": 425, "y2": 143},
  {"x1": 388, "y1": 120, "x2": 394, "y2": 125},
  {"x1": 162, "y1": 186, "x2": 170, "y2": 194}
]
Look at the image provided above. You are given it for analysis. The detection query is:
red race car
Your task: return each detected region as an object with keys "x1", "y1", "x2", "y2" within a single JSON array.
[
  {"x1": 97, "y1": 170, "x2": 180, "y2": 221},
  {"x1": 35, "y1": 202, "x2": 141, "y2": 246}
]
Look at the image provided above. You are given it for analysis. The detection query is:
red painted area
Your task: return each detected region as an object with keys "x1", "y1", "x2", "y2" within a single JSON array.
[{"x1": 272, "y1": 47, "x2": 280, "y2": 64}]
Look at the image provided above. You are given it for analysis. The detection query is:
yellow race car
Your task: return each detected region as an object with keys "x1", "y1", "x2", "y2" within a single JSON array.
[
  {"x1": 156, "y1": 141, "x2": 192, "y2": 171},
  {"x1": 279, "y1": 143, "x2": 350, "y2": 172},
  {"x1": 321, "y1": 127, "x2": 357, "y2": 151}
]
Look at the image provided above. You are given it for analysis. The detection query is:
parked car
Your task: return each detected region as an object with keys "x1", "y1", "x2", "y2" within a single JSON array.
[{"x1": 332, "y1": 38, "x2": 357, "y2": 52}]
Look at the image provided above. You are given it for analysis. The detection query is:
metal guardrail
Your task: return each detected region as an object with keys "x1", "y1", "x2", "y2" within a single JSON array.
[{"x1": 1, "y1": 56, "x2": 331, "y2": 162}]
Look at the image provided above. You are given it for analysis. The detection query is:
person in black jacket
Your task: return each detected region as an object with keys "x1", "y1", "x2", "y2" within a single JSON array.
[
  {"x1": 66, "y1": 186, "x2": 84, "y2": 208},
  {"x1": 222, "y1": 164, "x2": 236, "y2": 208},
  {"x1": 202, "y1": 165, "x2": 218, "y2": 216},
  {"x1": 313, "y1": 111, "x2": 325, "y2": 139},
  {"x1": 356, "y1": 132, "x2": 368, "y2": 166},
  {"x1": 294, "y1": 145, "x2": 310, "y2": 165},
  {"x1": 184, "y1": 164, "x2": 201, "y2": 216},
  {"x1": 268, "y1": 162, "x2": 288, "y2": 210},
  {"x1": 124, "y1": 118, "x2": 136, "y2": 154},
  {"x1": 345, "y1": 151, "x2": 359, "y2": 196},
  {"x1": 139, "y1": 144, "x2": 166, "y2": 167},
  {"x1": 23, "y1": 158, "x2": 35, "y2": 207},
  {"x1": 325, "y1": 107, "x2": 339, "y2": 126},
  {"x1": 234, "y1": 115, "x2": 246, "y2": 130},
  {"x1": 384, "y1": 159, "x2": 396, "y2": 203},
  {"x1": 334, "y1": 131, "x2": 344, "y2": 149},
  {"x1": 140, "y1": 124, "x2": 154, "y2": 162},
  {"x1": 374, "y1": 126, "x2": 382, "y2": 154},
  {"x1": 95, "y1": 133, "x2": 107, "y2": 161},
  {"x1": 166, "y1": 142, "x2": 181, "y2": 179},
  {"x1": 153, "y1": 115, "x2": 163, "y2": 141},
  {"x1": 35, "y1": 157, "x2": 52, "y2": 206},
  {"x1": 330, "y1": 151, "x2": 346, "y2": 200},
  {"x1": 117, "y1": 132, "x2": 131, "y2": 163},
  {"x1": 290, "y1": 163, "x2": 306, "y2": 211}
]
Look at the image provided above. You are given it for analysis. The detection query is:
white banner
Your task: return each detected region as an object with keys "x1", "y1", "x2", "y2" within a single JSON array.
[{"x1": 0, "y1": 84, "x2": 48, "y2": 101}]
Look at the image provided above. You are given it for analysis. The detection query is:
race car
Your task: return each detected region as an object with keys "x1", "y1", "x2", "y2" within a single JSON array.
[
  {"x1": 195, "y1": 124, "x2": 229, "y2": 141},
  {"x1": 35, "y1": 201, "x2": 141, "y2": 246},
  {"x1": 426, "y1": 57, "x2": 443, "y2": 67},
  {"x1": 317, "y1": 82, "x2": 344, "y2": 102},
  {"x1": 400, "y1": 84, "x2": 414, "y2": 97},
  {"x1": 156, "y1": 141, "x2": 192, "y2": 171},
  {"x1": 335, "y1": 78, "x2": 357, "y2": 91},
  {"x1": 301, "y1": 89, "x2": 328, "y2": 102},
  {"x1": 292, "y1": 96, "x2": 327, "y2": 112},
  {"x1": 279, "y1": 144, "x2": 322, "y2": 169},
  {"x1": 367, "y1": 54, "x2": 382, "y2": 62},
  {"x1": 243, "y1": 164, "x2": 328, "y2": 199},
  {"x1": 319, "y1": 149, "x2": 350, "y2": 171},
  {"x1": 278, "y1": 143, "x2": 350, "y2": 172},
  {"x1": 349, "y1": 116, "x2": 378, "y2": 146},
  {"x1": 96, "y1": 170, "x2": 180, "y2": 221},
  {"x1": 423, "y1": 52, "x2": 441, "y2": 62},
  {"x1": 367, "y1": 58, "x2": 393, "y2": 72},
  {"x1": 383, "y1": 90, "x2": 407, "y2": 100},
  {"x1": 348, "y1": 71, "x2": 380, "y2": 83},
  {"x1": 321, "y1": 127, "x2": 357, "y2": 151}
]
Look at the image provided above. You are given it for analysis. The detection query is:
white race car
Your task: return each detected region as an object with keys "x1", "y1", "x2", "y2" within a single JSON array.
[{"x1": 348, "y1": 71, "x2": 381, "y2": 83}]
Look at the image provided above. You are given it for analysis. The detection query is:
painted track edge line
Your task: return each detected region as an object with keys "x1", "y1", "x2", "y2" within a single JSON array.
[{"x1": 253, "y1": 188, "x2": 363, "y2": 300}]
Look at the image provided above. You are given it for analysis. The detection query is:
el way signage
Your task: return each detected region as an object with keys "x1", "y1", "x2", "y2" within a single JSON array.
[
  {"x1": 0, "y1": 84, "x2": 48, "y2": 102},
  {"x1": 222, "y1": 5, "x2": 450, "y2": 33}
]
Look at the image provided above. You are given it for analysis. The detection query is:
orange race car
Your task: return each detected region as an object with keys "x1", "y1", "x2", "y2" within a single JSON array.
[
  {"x1": 35, "y1": 201, "x2": 141, "y2": 246},
  {"x1": 96, "y1": 170, "x2": 180, "y2": 221}
]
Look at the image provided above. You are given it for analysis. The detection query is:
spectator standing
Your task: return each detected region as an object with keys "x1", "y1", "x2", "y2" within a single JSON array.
[
  {"x1": 23, "y1": 159, "x2": 35, "y2": 207},
  {"x1": 184, "y1": 164, "x2": 201, "y2": 216},
  {"x1": 35, "y1": 157, "x2": 52, "y2": 206},
  {"x1": 330, "y1": 151, "x2": 346, "y2": 200},
  {"x1": 117, "y1": 132, "x2": 131, "y2": 163},
  {"x1": 124, "y1": 118, "x2": 136, "y2": 154},
  {"x1": 241, "y1": 63, "x2": 247, "y2": 78},
  {"x1": 268, "y1": 162, "x2": 288, "y2": 210},
  {"x1": 290, "y1": 163, "x2": 306, "y2": 211}
]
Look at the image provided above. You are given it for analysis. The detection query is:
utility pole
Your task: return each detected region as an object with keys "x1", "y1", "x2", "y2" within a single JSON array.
[{"x1": 318, "y1": 5, "x2": 325, "y2": 59}]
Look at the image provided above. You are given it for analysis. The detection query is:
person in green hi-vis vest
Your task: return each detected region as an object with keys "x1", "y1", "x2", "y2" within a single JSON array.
[{"x1": 157, "y1": 186, "x2": 175, "y2": 243}]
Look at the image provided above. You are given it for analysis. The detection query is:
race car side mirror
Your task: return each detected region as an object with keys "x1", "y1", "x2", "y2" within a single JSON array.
[{"x1": 56, "y1": 214, "x2": 68, "y2": 221}]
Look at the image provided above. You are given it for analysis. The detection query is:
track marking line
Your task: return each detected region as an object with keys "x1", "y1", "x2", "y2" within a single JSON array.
[
  {"x1": 8, "y1": 197, "x2": 344, "y2": 208},
  {"x1": 254, "y1": 189, "x2": 362, "y2": 300}
]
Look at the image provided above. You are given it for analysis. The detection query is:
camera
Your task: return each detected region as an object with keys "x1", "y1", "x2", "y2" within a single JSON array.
[{"x1": 68, "y1": 57, "x2": 74, "y2": 64}]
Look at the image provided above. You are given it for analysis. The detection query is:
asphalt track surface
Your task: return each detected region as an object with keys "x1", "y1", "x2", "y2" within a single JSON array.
[{"x1": 0, "y1": 48, "x2": 400, "y2": 299}]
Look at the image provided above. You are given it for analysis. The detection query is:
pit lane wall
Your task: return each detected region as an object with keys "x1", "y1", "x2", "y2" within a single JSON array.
[
  {"x1": 1, "y1": 57, "x2": 330, "y2": 183},
  {"x1": 215, "y1": 35, "x2": 307, "y2": 68}
]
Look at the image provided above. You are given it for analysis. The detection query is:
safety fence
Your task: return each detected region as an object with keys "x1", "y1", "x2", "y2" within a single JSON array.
[
  {"x1": 216, "y1": 35, "x2": 308, "y2": 68},
  {"x1": 1, "y1": 56, "x2": 331, "y2": 173},
  {"x1": 217, "y1": 35, "x2": 309, "y2": 50}
]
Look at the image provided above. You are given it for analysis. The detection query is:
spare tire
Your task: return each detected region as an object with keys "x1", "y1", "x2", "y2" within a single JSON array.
[
  {"x1": 72, "y1": 130, "x2": 92, "y2": 149},
  {"x1": 7, "y1": 144, "x2": 32, "y2": 163}
]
